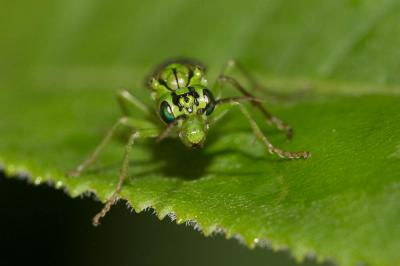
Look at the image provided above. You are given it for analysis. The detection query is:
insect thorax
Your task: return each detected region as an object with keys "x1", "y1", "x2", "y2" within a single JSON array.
[
  {"x1": 149, "y1": 62, "x2": 215, "y2": 123},
  {"x1": 149, "y1": 62, "x2": 208, "y2": 92}
]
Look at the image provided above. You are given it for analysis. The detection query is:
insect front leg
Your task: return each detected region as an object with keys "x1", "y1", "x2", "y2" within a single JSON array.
[
  {"x1": 68, "y1": 114, "x2": 159, "y2": 177},
  {"x1": 117, "y1": 90, "x2": 159, "y2": 120},
  {"x1": 155, "y1": 121, "x2": 177, "y2": 143},
  {"x1": 92, "y1": 126, "x2": 160, "y2": 226},
  {"x1": 68, "y1": 117, "x2": 131, "y2": 177},
  {"x1": 214, "y1": 99, "x2": 310, "y2": 159},
  {"x1": 214, "y1": 74, "x2": 293, "y2": 139}
]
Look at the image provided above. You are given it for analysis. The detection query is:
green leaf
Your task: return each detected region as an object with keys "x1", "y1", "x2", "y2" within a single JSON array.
[{"x1": 1, "y1": 1, "x2": 400, "y2": 266}]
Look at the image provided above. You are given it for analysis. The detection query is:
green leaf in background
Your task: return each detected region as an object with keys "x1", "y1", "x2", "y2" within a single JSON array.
[{"x1": 1, "y1": 1, "x2": 399, "y2": 266}]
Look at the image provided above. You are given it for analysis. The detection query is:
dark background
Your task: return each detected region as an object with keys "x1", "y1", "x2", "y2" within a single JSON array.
[{"x1": 0, "y1": 172, "x2": 331, "y2": 266}]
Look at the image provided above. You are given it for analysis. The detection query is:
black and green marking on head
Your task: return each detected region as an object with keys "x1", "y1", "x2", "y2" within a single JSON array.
[{"x1": 148, "y1": 61, "x2": 216, "y2": 148}]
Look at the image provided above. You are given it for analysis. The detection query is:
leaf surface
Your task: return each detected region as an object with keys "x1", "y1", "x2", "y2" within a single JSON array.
[{"x1": 1, "y1": 1, "x2": 400, "y2": 265}]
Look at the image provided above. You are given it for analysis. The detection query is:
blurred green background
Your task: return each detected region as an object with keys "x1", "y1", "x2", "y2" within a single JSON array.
[
  {"x1": 1, "y1": 0, "x2": 399, "y2": 265},
  {"x1": 2, "y1": 0, "x2": 400, "y2": 86}
]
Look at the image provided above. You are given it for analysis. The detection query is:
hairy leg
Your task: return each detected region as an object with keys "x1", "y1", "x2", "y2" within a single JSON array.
[
  {"x1": 221, "y1": 59, "x2": 264, "y2": 92},
  {"x1": 237, "y1": 103, "x2": 309, "y2": 159},
  {"x1": 68, "y1": 117, "x2": 130, "y2": 177},
  {"x1": 92, "y1": 127, "x2": 159, "y2": 226},
  {"x1": 213, "y1": 99, "x2": 310, "y2": 159},
  {"x1": 68, "y1": 117, "x2": 161, "y2": 225},
  {"x1": 117, "y1": 89, "x2": 159, "y2": 121},
  {"x1": 68, "y1": 115, "x2": 159, "y2": 177},
  {"x1": 223, "y1": 59, "x2": 311, "y2": 101},
  {"x1": 215, "y1": 74, "x2": 293, "y2": 139},
  {"x1": 69, "y1": 89, "x2": 159, "y2": 178},
  {"x1": 155, "y1": 121, "x2": 177, "y2": 143}
]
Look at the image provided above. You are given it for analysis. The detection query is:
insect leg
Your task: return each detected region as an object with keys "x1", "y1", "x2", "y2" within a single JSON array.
[
  {"x1": 155, "y1": 121, "x2": 176, "y2": 143},
  {"x1": 221, "y1": 59, "x2": 310, "y2": 102},
  {"x1": 238, "y1": 103, "x2": 309, "y2": 159},
  {"x1": 216, "y1": 100, "x2": 310, "y2": 159},
  {"x1": 68, "y1": 117, "x2": 130, "y2": 177},
  {"x1": 92, "y1": 127, "x2": 160, "y2": 226},
  {"x1": 216, "y1": 75, "x2": 293, "y2": 139},
  {"x1": 117, "y1": 90, "x2": 153, "y2": 116},
  {"x1": 220, "y1": 59, "x2": 263, "y2": 92}
]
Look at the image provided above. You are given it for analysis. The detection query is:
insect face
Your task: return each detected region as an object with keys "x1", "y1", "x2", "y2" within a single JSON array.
[
  {"x1": 158, "y1": 86, "x2": 215, "y2": 120},
  {"x1": 158, "y1": 86, "x2": 215, "y2": 148}
]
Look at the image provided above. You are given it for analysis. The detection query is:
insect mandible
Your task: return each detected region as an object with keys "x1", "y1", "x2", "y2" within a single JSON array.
[{"x1": 69, "y1": 59, "x2": 311, "y2": 226}]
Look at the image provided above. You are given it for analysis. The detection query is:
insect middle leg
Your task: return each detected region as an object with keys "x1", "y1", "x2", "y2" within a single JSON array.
[
  {"x1": 212, "y1": 99, "x2": 310, "y2": 159},
  {"x1": 215, "y1": 60, "x2": 293, "y2": 139},
  {"x1": 220, "y1": 59, "x2": 264, "y2": 92}
]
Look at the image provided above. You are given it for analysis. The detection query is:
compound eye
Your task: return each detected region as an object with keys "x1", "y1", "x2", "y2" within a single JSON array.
[
  {"x1": 203, "y1": 89, "x2": 215, "y2": 115},
  {"x1": 160, "y1": 101, "x2": 175, "y2": 124}
]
